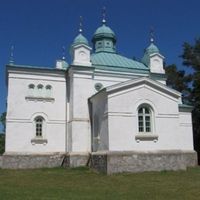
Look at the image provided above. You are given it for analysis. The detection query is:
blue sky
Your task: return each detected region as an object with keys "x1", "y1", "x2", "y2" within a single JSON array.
[{"x1": 0, "y1": 0, "x2": 200, "y2": 130}]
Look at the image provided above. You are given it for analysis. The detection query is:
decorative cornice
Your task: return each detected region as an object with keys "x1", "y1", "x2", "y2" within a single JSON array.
[
  {"x1": 25, "y1": 96, "x2": 55, "y2": 103},
  {"x1": 179, "y1": 104, "x2": 193, "y2": 112}
]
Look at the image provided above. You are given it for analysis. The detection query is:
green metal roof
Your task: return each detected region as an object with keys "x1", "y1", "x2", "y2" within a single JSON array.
[
  {"x1": 73, "y1": 33, "x2": 89, "y2": 46},
  {"x1": 146, "y1": 43, "x2": 159, "y2": 54},
  {"x1": 92, "y1": 24, "x2": 116, "y2": 42},
  {"x1": 91, "y1": 52, "x2": 149, "y2": 73},
  {"x1": 141, "y1": 43, "x2": 160, "y2": 66}
]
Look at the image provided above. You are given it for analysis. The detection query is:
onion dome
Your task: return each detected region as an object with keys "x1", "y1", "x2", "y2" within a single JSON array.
[
  {"x1": 72, "y1": 16, "x2": 89, "y2": 47},
  {"x1": 92, "y1": 24, "x2": 116, "y2": 43},
  {"x1": 146, "y1": 43, "x2": 160, "y2": 55},
  {"x1": 73, "y1": 33, "x2": 89, "y2": 46},
  {"x1": 142, "y1": 37, "x2": 161, "y2": 67},
  {"x1": 92, "y1": 8, "x2": 117, "y2": 53}
]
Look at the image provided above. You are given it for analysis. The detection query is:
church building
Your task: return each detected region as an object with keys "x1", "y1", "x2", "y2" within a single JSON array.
[{"x1": 3, "y1": 14, "x2": 197, "y2": 173}]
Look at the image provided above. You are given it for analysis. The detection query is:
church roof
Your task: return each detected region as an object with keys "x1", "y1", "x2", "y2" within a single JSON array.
[
  {"x1": 91, "y1": 52, "x2": 149, "y2": 73},
  {"x1": 146, "y1": 43, "x2": 160, "y2": 54},
  {"x1": 106, "y1": 77, "x2": 181, "y2": 97},
  {"x1": 141, "y1": 42, "x2": 162, "y2": 67},
  {"x1": 92, "y1": 24, "x2": 116, "y2": 42},
  {"x1": 73, "y1": 33, "x2": 89, "y2": 46},
  {"x1": 89, "y1": 77, "x2": 181, "y2": 101}
]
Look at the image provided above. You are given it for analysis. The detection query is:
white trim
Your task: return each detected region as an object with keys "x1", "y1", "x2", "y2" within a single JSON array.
[
  {"x1": 106, "y1": 77, "x2": 181, "y2": 98},
  {"x1": 135, "y1": 134, "x2": 158, "y2": 143},
  {"x1": 25, "y1": 96, "x2": 55, "y2": 102}
]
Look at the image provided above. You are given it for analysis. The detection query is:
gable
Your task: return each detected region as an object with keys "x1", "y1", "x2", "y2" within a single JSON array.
[{"x1": 106, "y1": 77, "x2": 181, "y2": 99}]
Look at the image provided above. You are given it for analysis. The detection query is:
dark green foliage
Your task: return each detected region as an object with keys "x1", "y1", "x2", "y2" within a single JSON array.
[
  {"x1": 165, "y1": 64, "x2": 192, "y2": 103},
  {"x1": 182, "y1": 38, "x2": 200, "y2": 71},
  {"x1": 181, "y1": 38, "x2": 200, "y2": 160},
  {"x1": 0, "y1": 112, "x2": 6, "y2": 155},
  {"x1": 0, "y1": 134, "x2": 5, "y2": 155},
  {"x1": 0, "y1": 112, "x2": 6, "y2": 133}
]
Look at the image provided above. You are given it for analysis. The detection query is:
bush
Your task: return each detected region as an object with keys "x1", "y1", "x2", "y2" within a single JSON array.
[{"x1": 0, "y1": 134, "x2": 5, "y2": 154}]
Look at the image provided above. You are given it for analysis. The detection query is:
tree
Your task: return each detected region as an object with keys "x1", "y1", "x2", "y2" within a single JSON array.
[
  {"x1": 0, "y1": 112, "x2": 6, "y2": 133},
  {"x1": 0, "y1": 134, "x2": 5, "y2": 154},
  {"x1": 181, "y1": 38, "x2": 200, "y2": 160},
  {"x1": 0, "y1": 112, "x2": 6, "y2": 154},
  {"x1": 165, "y1": 64, "x2": 192, "y2": 103},
  {"x1": 182, "y1": 38, "x2": 200, "y2": 71}
]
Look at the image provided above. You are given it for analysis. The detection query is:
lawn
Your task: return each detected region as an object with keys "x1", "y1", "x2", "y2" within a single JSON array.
[{"x1": 0, "y1": 167, "x2": 200, "y2": 200}]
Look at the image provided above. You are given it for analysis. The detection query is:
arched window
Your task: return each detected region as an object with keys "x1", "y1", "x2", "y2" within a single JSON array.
[
  {"x1": 29, "y1": 84, "x2": 35, "y2": 89},
  {"x1": 35, "y1": 117, "x2": 44, "y2": 137},
  {"x1": 138, "y1": 106, "x2": 152, "y2": 133},
  {"x1": 37, "y1": 84, "x2": 43, "y2": 96},
  {"x1": 45, "y1": 85, "x2": 52, "y2": 97},
  {"x1": 28, "y1": 84, "x2": 35, "y2": 96}
]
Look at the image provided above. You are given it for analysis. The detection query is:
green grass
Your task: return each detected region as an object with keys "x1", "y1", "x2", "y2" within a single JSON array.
[{"x1": 0, "y1": 167, "x2": 200, "y2": 200}]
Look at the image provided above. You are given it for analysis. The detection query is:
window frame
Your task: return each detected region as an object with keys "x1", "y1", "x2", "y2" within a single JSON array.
[
  {"x1": 136, "y1": 104, "x2": 158, "y2": 142},
  {"x1": 138, "y1": 106, "x2": 152, "y2": 133},
  {"x1": 28, "y1": 84, "x2": 35, "y2": 96},
  {"x1": 37, "y1": 84, "x2": 44, "y2": 97},
  {"x1": 35, "y1": 116, "x2": 44, "y2": 137},
  {"x1": 45, "y1": 85, "x2": 52, "y2": 97},
  {"x1": 31, "y1": 114, "x2": 48, "y2": 145}
]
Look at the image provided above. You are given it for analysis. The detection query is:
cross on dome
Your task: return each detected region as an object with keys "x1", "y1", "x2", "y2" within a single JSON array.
[
  {"x1": 79, "y1": 16, "x2": 83, "y2": 33},
  {"x1": 150, "y1": 26, "x2": 155, "y2": 43},
  {"x1": 102, "y1": 6, "x2": 106, "y2": 24},
  {"x1": 9, "y1": 45, "x2": 14, "y2": 65},
  {"x1": 62, "y1": 46, "x2": 66, "y2": 60}
]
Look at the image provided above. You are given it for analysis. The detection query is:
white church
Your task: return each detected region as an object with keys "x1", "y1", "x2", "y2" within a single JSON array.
[{"x1": 3, "y1": 15, "x2": 197, "y2": 173}]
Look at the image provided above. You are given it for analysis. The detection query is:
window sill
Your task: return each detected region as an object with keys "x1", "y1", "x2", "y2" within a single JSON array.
[
  {"x1": 31, "y1": 138, "x2": 48, "y2": 145},
  {"x1": 135, "y1": 134, "x2": 158, "y2": 143},
  {"x1": 25, "y1": 96, "x2": 55, "y2": 102}
]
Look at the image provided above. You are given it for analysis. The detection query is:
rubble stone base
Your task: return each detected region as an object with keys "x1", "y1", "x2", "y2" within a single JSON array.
[{"x1": 91, "y1": 150, "x2": 197, "y2": 174}]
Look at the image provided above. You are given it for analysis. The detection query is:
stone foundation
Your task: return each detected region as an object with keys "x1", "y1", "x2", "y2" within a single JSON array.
[
  {"x1": 63, "y1": 152, "x2": 90, "y2": 167},
  {"x1": 0, "y1": 151, "x2": 197, "y2": 173},
  {"x1": 0, "y1": 153, "x2": 66, "y2": 169},
  {"x1": 91, "y1": 150, "x2": 197, "y2": 174},
  {"x1": 0, "y1": 152, "x2": 90, "y2": 169}
]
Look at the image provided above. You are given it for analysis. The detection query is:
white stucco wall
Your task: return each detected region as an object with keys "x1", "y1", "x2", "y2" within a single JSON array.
[
  {"x1": 150, "y1": 54, "x2": 165, "y2": 74},
  {"x1": 92, "y1": 82, "x2": 193, "y2": 152},
  {"x1": 68, "y1": 68, "x2": 94, "y2": 152},
  {"x1": 6, "y1": 70, "x2": 67, "y2": 154},
  {"x1": 68, "y1": 69, "x2": 149, "y2": 152},
  {"x1": 90, "y1": 90, "x2": 108, "y2": 151},
  {"x1": 68, "y1": 68, "x2": 168, "y2": 153},
  {"x1": 73, "y1": 46, "x2": 92, "y2": 66},
  {"x1": 178, "y1": 111, "x2": 194, "y2": 149},
  {"x1": 5, "y1": 65, "x2": 173, "y2": 155}
]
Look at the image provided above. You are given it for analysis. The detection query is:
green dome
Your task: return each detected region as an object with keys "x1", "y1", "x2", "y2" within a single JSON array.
[
  {"x1": 92, "y1": 24, "x2": 116, "y2": 42},
  {"x1": 146, "y1": 43, "x2": 159, "y2": 54},
  {"x1": 73, "y1": 33, "x2": 89, "y2": 46},
  {"x1": 141, "y1": 42, "x2": 160, "y2": 67}
]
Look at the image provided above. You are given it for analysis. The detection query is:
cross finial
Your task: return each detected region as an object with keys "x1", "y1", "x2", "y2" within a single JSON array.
[
  {"x1": 9, "y1": 45, "x2": 14, "y2": 65},
  {"x1": 150, "y1": 26, "x2": 155, "y2": 43},
  {"x1": 62, "y1": 46, "x2": 66, "y2": 60},
  {"x1": 79, "y1": 16, "x2": 83, "y2": 33},
  {"x1": 102, "y1": 6, "x2": 106, "y2": 24}
]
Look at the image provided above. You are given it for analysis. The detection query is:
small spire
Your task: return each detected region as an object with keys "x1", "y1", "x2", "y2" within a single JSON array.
[
  {"x1": 9, "y1": 45, "x2": 14, "y2": 65},
  {"x1": 62, "y1": 46, "x2": 66, "y2": 60},
  {"x1": 79, "y1": 16, "x2": 83, "y2": 33},
  {"x1": 102, "y1": 6, "x2": 106, "y2": 24},
  {"x1": 150, "y1": 26, "x2": 155, "y2": 43}
]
